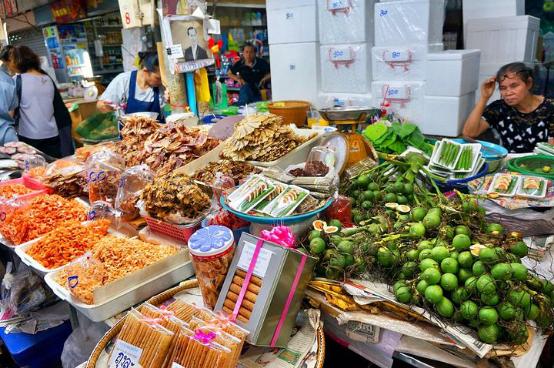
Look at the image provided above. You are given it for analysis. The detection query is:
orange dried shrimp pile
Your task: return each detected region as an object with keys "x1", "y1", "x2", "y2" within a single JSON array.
[
  {"x1": 27, "y1": 166, "x2": 47, "y2": 180},
  {"x1": 54, "y1": 235, "x2": 178, "y2": 304},
  {"x1": 0, "y1": 194, "x2": 87, "y2": 244},
  {"x1": 0, "y1": 184, "x2": 33, "y2": 199},
  {"x1": 26, "y1": 219, "x2": 110, "y2": 269}
]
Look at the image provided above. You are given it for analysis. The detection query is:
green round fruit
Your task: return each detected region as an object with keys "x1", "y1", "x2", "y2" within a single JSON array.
[
  {"x1": 397, "y1": 195, "x2": 408, "y2": 205},
  {"x1": 337, "y1": 240, "x2": 354, "y2": 255},
  {"x1": 404, "y1": 183, "x2": 414, "y2": 194},
  {"x1": 441, "y1": 258, "x2": 459, "y2": 274},
  {"x1": 329, "y1": 219, "x2": 342, "y2": 230},
  {"x1": 465, "y1": 276, "x2": 478, "y2": 294},
  {"x1": 508, "y1": 290, "x2": 532, "y2": 311},
  {"x1": 325, "y1": 267, "x2": 342, "y2": 280},
  {"x1": 486, "y1": 223, "x2": 504, "y2": 234},
  {"x1": 450, "y1": 251, "x2": 459, "y2": 260},
  {"x1": 393, "y1": 182, "x2": 404, "y2": 193},
  {"x1": 363, "y1": 190, "x2": 375, "y2": 201},
  {"x1": 440, "y1": 273, "x2": 459, "y2": 291},
  {"x1": 510, "y1": 241, "x2": 528, "y2": 258},
  {"x1": 402, "y1": 261, "x2": 418, "y2": 277},
  {"x1": 423, "y1": 214, "x2": 441, "y2": 230},
  {"x1": 373, "y1": 190, "x2": 383, "y2": 201},
  {"x1": 367, "y1": 182, "x2": 379, "y2": 191},
  {"x1": 455, "y1": 225, "x2": 471, "y2": 236},
  {"x1": 451, "y1": 287, "x2": 470, "y2": 305},
  {"x1": 409, "y1": 223, "x2": 426, "y2": 238},
  {"x1": 419, "y1": 249, "x2": 433, "y2": 260},
  {"x1": 436, "y1": 297, "x2": 454, "y2": 318},
  {"x1": 395, "y1": 286, "x2": 412, "y2": 304},
  {"x1": 362, "y1": 201, "x2": 372, "y2": 210},
  {"x1": 479, "y1": 247, "x2": 499, "y2": 264},
  {"x1": 441, "y1": 226, "x2": 455, "y2": 241},
  {"x1": 497, "y1": 302, "x2": 516, "y2": 320},
  {"x1": 527, "y1": 303, "x2": 540, "y2": 320},
  {"x1": 343, "y1": 254, "x2": 355, "y2": 267},
  {"x1": 417, "y1": 240, "x2": 433, "y2": 250},
  {"x1": 308, "y1": 230, "x2": 322, "y2": 241},
  {"x1": 367, "y1": 224, "x2": 381, "y2": 235},
  {"x1": 479, "y1": 307, "x2": 499, "y2": 325},
  {"x1": 424, "y1": 285, "x2": 444, "y2": 304},
  {"x1": 412, "y1": 207, "x2": 427, "y2": 222},
  {"x1": 431, "y1": 246, "x2": 450, "y2": 263},
  {"x1": 476, "y1": 275, "x2": 496, "y2": 295},
  {"x1": 353, "y1": 214, "x2": 364, "y2": 224},
  {"x1": 452, "y1": 234, "x2": 471, "y2": 251},
  {"x1": 458, "y1": 251, "x2": 474, "y2": 268},
  {"x1": 393, "y1": 280, "x2": 407, "y2": 292},
  {"x1": 421, "y1": 268, "x2": 442, "y2": 285},
  {"x1": 357, "y1": 175, "x2": 371, "y2": 188},
  {"x1": 419, "y1": 258, "x2": 439, "y2": 272},
  {"x1": 428, "y1": 207, "x2": 442, "y2": 217},
  {"x1": 458, "y1": 268, "x2": 473, "y2": 283},
  {"x1": 472, "y1": 261, "x2": 486, "y2": 276},
  {"x1": 406, "y1": 249, "x2": 420, "y2": 261},
  {"x1": 330, "y1": 254, "x2": 347, "y2": 269},
  {"x1": 491, "y1": 263, "x2": 512, "y2": 281},
  {"x1": 309, "y1": 237, "x2": 326, "y2": 254},
  {"x1": 377, "y1": 247, "x2": 396, "y2": 268},
  {"x1": 416, "y1": 280, "x2": 429, "y2": 294},
  {"x1": 478, "y1": 324, "x2": 500, "y2": 344},
  {"x1": 481, "y1": 293, "x2": 500, "y2": 306},
  {"x1": 383, "y1": 193, "x2": 397, "y2": 203},
  {"x1": 461, "y1": 300, "x2": 479, "y2": 320},
  {"x1": 511, "y1": 263, "x2": 528, "y2": 281}
]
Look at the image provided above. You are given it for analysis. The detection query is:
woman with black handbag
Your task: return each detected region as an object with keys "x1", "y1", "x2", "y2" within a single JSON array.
[{"x1": 5, "y1": 45, "x2": 74, "y2": 158}]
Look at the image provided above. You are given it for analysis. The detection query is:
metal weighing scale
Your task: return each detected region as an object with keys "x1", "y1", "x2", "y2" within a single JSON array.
[{"x1": 318, "y1": 106, "x2": 381, "y2": 168}]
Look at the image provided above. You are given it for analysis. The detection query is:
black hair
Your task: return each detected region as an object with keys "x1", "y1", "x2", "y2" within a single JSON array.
[
  {"x1": 0, "y1": 45, "x2": 13, "y2": 62},
  {"x1": 138, "y1": 51, "x2": 159, "y2": 72},
  {"x1": 243, "y1": 42, "x2": 256, "y2": 52},
  {"x1": 496, "y1": 62, "x2": 534, "y2": 88},
  {"x1": 187, "y1": 26, "x2": 196, "y2": 36},
  {"x1": 11, "y1": 45, "x2": 41, "y2": 73}
]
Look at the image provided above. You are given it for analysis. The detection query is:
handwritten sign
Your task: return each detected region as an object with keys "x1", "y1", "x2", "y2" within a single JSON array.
[
  {"x1": 329, "y1": 47, "x2": 353, "y2": 62},
  {"x1": 108, "y1": 340, "x2": 142, "y2": 368},
  {"x1": 383, "y1": 49, "x2": 411, "y2": 62},
  {"x1": 327, "y1": 0, "x2": 350, "y2": 11},
  {"x1": 384, "y1": 85, "x2": 410, "y2": 100}
]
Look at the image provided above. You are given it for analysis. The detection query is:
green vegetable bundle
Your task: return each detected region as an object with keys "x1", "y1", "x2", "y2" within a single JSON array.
[
  {"x1": 76, "y1": 112, "x2": 118, "y2": 141},
  {"x1": 363, "y1": 121, "x2": 434, "y2": 156}
]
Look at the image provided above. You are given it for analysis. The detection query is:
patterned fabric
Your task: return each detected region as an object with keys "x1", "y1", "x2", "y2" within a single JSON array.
[{"x1": 482, "y1": 98, "x2": 554, "y2": 153}]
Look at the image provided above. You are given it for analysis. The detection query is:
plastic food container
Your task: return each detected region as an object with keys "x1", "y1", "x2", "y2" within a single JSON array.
[{"x1": 188, "y1": 225, "x2": 235, "y2": 309}]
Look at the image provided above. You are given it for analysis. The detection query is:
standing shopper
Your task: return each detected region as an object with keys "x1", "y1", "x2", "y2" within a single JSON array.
[
  {"x1": 0, "y1": 46, "x2": 19, "y2": 145},
  {"x1": 7, "y1": 46, "x2": 74, "y2": 158}
]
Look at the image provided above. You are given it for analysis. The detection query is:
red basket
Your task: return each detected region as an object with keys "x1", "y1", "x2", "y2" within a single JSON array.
[{"x1": 144, "y1": 216, "x2": 201, "y2": 243}]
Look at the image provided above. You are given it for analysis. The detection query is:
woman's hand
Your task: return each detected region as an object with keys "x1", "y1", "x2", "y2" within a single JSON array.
[{"x1": 480, "y1": 77, "x2": 496, "y2": 102}]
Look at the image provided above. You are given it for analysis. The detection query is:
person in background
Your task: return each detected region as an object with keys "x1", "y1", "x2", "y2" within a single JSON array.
[
  {"x1": 184, "y1": 26, "x2": 209, "y2": 61},
  {"x1": 463, "y1": 62, "x2": 554, "y2": 153},
  {"x1": 0, "y1": 45, "x2": 18, "y2": 145},
  {"x1": 227, "y1": 43, "x2": 270, "y2": 106},
  {"x1": 97, "y1": 51, "x2": 165, "y2": 122},
  {"x1": 7, "y1": 45, "x2": 74, "y2": 158}
]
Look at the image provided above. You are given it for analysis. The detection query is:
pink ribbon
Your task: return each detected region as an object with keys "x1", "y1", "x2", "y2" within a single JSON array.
[
  {"x1": 260, "y1": 226, "x2": 296, "y2": 249},
  {"x1": 231, "y1": 238, "x2": 264, "y2": 321}
]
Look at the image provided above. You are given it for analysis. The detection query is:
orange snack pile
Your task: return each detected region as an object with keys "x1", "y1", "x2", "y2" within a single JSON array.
[
  {"x1": 0, "y1": 194, "x2": 87, "y2": 244},
  {"x1": 0, "y1": 183, "x2": 33, "y2": 199},
  {"x1": 27, "y1": 166, "x2": 47, "y2": 180},
  {"x1": 26, "y1": 219, "x2": 110, "y2": 269}
]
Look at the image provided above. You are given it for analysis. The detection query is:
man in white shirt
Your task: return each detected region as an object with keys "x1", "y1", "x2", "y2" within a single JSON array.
[{"x1": 184, "y1": 26, "x2": 209, "y2": 61}]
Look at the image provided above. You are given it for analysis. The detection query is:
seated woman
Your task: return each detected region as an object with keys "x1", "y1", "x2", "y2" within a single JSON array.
[{"x1": 462, "y1": 62, "x2": 554, "y2": 153}]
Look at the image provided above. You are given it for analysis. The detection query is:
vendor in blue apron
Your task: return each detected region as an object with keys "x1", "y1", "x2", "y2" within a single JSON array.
[{"x1": 97, "y1": 52, "x2": 165, "y2": 127}]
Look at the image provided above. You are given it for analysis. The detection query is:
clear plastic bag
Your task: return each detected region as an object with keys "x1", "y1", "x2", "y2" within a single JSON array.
[
  {"x1": 85, "y1": 150, "x2": 125, "y2": 206},
  {"x1": 61, "y1": 311, "x2": 108, "y2": 368},
  {"x1": 23, "y1": 155, "x2": 47, "y2": 179},
  {"x1": 115, "y1": 164, "x2": 153, "y2": 222},
  {"x1": 0, "y1": 262, "x2": 50, "y2": 318}
]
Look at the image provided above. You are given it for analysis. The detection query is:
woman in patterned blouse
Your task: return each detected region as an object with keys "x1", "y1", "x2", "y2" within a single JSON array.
[{"x1": 463, "y1": 62, "x2": 554, "y2": 153}]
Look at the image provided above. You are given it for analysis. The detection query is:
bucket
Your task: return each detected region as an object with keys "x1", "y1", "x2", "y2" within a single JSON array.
[{"x1": 268, "y1": 100, "x2": 310, "y2": 127}]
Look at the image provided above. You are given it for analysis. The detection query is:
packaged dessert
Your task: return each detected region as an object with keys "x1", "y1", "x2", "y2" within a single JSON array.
[
  {"x1": 115, "y1": 164, "x2": 153, "y2": 221},
  {"x1": 188, "y1": 226, "x2": 235, "y2": 309},
  {"x1": 228, "y1": 174, "x2": 276, "y2": 213},
  {"x1": 264, "y1": 185, "x2": 309, "y2": 217},
  {"x1": 168, "y1": 325, "x2": 231, "y2": 368},
  {"x1": 85, "y1": 150, "x2": 125, "y2": 206}
]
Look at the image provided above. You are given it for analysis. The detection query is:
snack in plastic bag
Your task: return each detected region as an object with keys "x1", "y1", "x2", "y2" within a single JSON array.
[
  {"x1": 325, "y1": 195, "x2": 353, "y2": 228},
  {"x1": 43, "y1": 159, "x2": 87, "y2": 198},
  {"x1": 63, "y1": 254, "x2": 107, "y2": 305},
  {"x1": 24, "y1": 155, "x2": 47, "y2": 180},
  {"x1": 85, "y1": 150, "x2": 125, "y2": 205},
  {"x1": 115, "y1": 164, "x2": 153, "y2": 221}
]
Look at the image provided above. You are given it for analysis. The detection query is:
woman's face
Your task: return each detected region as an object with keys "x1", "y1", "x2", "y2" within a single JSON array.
[
  {"x1": 5, "y1": 55, "x2": 18, "y2": 74},
  {"x1": 498, "y1": 73, "x2": 532, "y2": 106},
  {"x1": 144, "y1": 67, "x2": 162, "y2": 88}
]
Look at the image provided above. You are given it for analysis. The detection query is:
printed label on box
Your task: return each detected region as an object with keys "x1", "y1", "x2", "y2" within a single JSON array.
[
  {"x1": 329, "y1": 47, "x2": 353, "y2": 62},
  {"x1": 327, "y1": 0, "x2": 350, "y2": 11},
  {"x1": 108, "y1": 340, "x2": 142, "y2": 368},
  {"x1": 345, "y1": 321, "x2": 380, "y2": 344},
  {"x1": 383, "y1": 86, "x2": 410, "y2": 100},
  {"x1": 237, "y1": 241, "x2": 273, "y2": 278},
  {"x1": 383, "y1": 49, "x2": 411, "y2": 62}
]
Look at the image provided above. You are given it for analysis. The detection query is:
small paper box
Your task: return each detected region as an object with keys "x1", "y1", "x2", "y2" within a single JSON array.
[{"x1": 214, "y1": 233, "x2": 316, "y2": 348}]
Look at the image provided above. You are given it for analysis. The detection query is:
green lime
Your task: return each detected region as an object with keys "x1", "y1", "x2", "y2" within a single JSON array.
[
  {"x1": 479, "y1": 307, "x2": 499, "y2": 325},
  {"x1": 406, "y1": 249, "x2": 420, "y2": 261},
  {"x1": 421, "y1": 267, "x2": 442, "y2": 285},
  {"x1": 416, "y1": 280, "x2": 429, "y2": 294},
  {"x1": 412, "y1": 207, "x2": 427, "y2": 222},
  {"x1": 436, "y1": 297, "x2": 454, "y2": 318},
  {"x1": 383, "y1": 193, "x2": 397, "y2": 203},
  {"x1": 452, "y1": 234, "x2": 471, "y2": 251},
  {"x1": 431, "y1": 246, "x2": 450, "y2": 263},
  {"x1": 479, "y1": 247, "x2": 498, "y2": 264},
  {"x1": 440, "y1": 273, "x2": 458, "y2": 291},
  {"x1": 543, "y1": 280, "x2": 554, "y2": 295},
  {"x1": 427, "y1": 207, "x2": 442, "y2": 217},
  {"x1": 395, "y1": 286, "x2": 412, "y2": 304},
  {"x1": 510, "y1": 241, "x2": 528, "y2": 258},
  {"x1": 510, "y1": 263, "x2": 528, "y2": 281},
  {"x1": 357, "y1": 174, "x2": 370, "y2": 188},
  {"x1": 441, "y1": 226, "x2": 455, "y2": 241},
  {"x1": 497, "y1": 302, "x2": 516, "y2": 320},
  {"x1": 409, "y1": 223, "x2": 426, "y2": 238},
  {"x1": 363, "y1": 190, "x2": 375, "y2": 201},
  {"x1": 478, "y1": 324, "x2": 500, "y2": 344},
  {"x1": 377, "y1": 247, "x2": 395, "y2": 268},
  {"x1": 402, "y1": 261, "x2": 418, "y2": 277},
  {"x1": 486, "y1": 223, "x2": 504, "y2": 234},
  {"x1": 458, "y1": 268, "x2": 473, "y2": 283},
  {"x1": 362, "y1": 201, "x2": 372, "y2": 210},
  {"x1": 367, "y1": 224, "x2": 382, "y2": 235},
  {"x1": 309, "y1": 238, "x2": 326, "y2": 254},
  {"x1": 419, "y1": 249, "x2": 433, "y2": 261},
  {"x1": 417, "y1": 240, "x2": 433, "y2": 251},
  {"x1": 368, "y1": 182, "x2": 379, "y2": 191},
  {"x1": 458, "y1": 251, "x2": 474, "y2": 268},
  {"x1": 419, "y1": 258, "x2": 439, "y2": 272},
  {"x1": 455, "y1": 225, "x2": 471, "y2": 236},
  {"x1": 481, "y1": 293, "x2": 500, "y2": 306},
  {"x1": 397, "y1": 195, "x2": 408, "y2": 205},
  {"x1": 330, "y1": 254, "x2": 347, "y2": 269},
  {"x1": 527, "y1": 303, "x2": 540, "y2": 320},
  {"x1": 337, "y1": 240, "x2": 354, "y2": 255},
  {"x1": 403, "y1": 183, "x2": 414, "y2": 195},
  {"x1": 461, "y1": 300, "x2": 479, "y2": 320},
  {"x1": 465, "y1": 276, "x2": 478, "y2": 294},
  {"x1": 424, "y1": 285, "x2": 444, "y2": 304},
  {"x1": 329, "y1": 219, "x2": 342, "y2": 230},
  {"x1": 476, "y1": 275, "x2": 496, "y2": 295},
  {"x1": 373, "y1": 190, "x2": 383, "y2": 201},
  {"x1": 441, "y1": 258, "x2": 459, "y2": 274},
  {"x1": 472, "y1": 260, "x2": 486, "y2": 276},
  {"x1": 491, "y1": 263, "x2": 512, "y2": 281},
  {"x1": 308, "y1": 230, "x2": 322, "y2": 241},
  {"x1": 423, "y1": 214, "x2": 441, "y2": 230},
  {"x1": 451, "y1": 287, "x2": 470, "y2": 305},
  {"x1": 343, "y1": 253, "x2": 355, "y2": 267}
]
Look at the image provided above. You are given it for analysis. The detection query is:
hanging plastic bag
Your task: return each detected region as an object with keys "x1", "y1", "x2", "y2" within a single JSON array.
[
  {"x1": 85, "y1": 150, "x2": 125, "y2": 205},
  {"x1": 115, "y1": 164, "x2": 154, "y2": 222}
]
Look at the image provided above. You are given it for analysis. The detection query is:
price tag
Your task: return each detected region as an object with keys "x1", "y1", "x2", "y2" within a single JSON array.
[
  {"x1": 329, "y1": 47, "x2": 353, "y2": 62},
  {"x1": 87, "y1": 170, "x2": 106, "y2": 183},
  {"x1": 237, "y1": 241, "x2": 273, "y2": 278},
  {"x1": 108, "y1": 340, "x2": 142, "y2": 368},
  {"x1": 207, "y1": 19, "x2": 221, "y2": 35},
  {"x1": 327, "y1": 0, "x2": 350, "y2": 11},
  {"x1": 168, "y1": 44, "x2": 184, "y2": 59},
  {"x1": 383, "y1": 49, "x2": 410, "y2": 62},
  {"x1": 384, "y1": 85, "x2": 410, "y2": 100}
]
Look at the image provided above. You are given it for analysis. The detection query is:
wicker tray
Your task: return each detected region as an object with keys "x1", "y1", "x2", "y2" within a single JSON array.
[{"x1": 86, "y1": 279, "x2": 325, "y2": 368}]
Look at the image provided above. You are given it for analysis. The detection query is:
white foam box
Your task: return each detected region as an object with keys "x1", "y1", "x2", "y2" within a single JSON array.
[
  {"x1": 422, "y1": 92, "x2": 476, "y2": 137},
  {"x1": 316, "y1": 92, "x2": 373, "y2": 109},
  {"x1": 267, "y1": 0, "x2": 315, "y2": 9},
  {"x1": 371, "y1": 80, "x2": 425, "y2": 124},
  {"x1": 425, "y1": 50, "x2": 481, "y2": 96},
  {"x1": 318, "y1": 0, "x2": 377, "y2": 44},
  {"x1": 374, "y1": 0, "x2": 445, "y2": 47},
  {"x1": 372, "y1": 44, "x2": 440, "y2": 81},
  {"x1": 465, "y1": 16, "x2": 540, "y2": 64},
  {"x1": 269, "y1": 42, "x2": 319, "y2": 104},
  {"x1": 320, "y1": 43, "x2": 371, "y2": 93},
  {"x1": 267, "y1": 3, "x2": 317, "y2": 44},
  {"x1": 463, "y1": 0, "x2": 524, "y2": 22},
  {"x1": 475, "y1": 63, "x2": 504, "y2": 102}
]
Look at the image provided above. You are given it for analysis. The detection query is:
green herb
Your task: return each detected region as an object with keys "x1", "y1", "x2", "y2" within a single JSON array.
[{"x1": 363, "y1": 121, "x2": 433, "y2": 155}]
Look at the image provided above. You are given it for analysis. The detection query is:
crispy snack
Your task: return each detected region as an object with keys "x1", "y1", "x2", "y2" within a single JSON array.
[
  {"x1": 168, "y1": 326, "x2": 231, "y2": 368},
  {"x1": 192, "y1": 160, "x2": 260, "y2": 186},
  {"x1": 0, "y1": 183, "x2": 33, "y2": 199},
  {"x1": 25, "y1": 219, "x2": 110, "y2": 269},
  {"x1": 141, "y1": 172, "x2": 211, "y2": 223},
  {"x1": 42, "y1": 160, "x2": 87, "y2": 198},
  {"x1": 115, "y1": 115, "x2": 160, "y2": 167},
  {"x1": 0, "y1": 195, "x2": 87, "y2": 245},
  {"x1": 26, "y1": 166, "x2": 47, "y2": 180},
  {"x1": 221, "y1": 114, "x2": 313, "y2": 162}
]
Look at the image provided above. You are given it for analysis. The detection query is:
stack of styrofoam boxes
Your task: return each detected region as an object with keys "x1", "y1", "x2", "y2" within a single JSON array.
[
  {"x1": 316, "y1": 0, "x2": 376, "y2": 108},
  {"x1": 371, "y1": 0, "x2": 445, "y2": 126},
  {"x1": 463, "y1": 0, "x2": 540, "y2": 102},
  {"x1": 267, "y1": 0, "x2": 319, "y2": 104},
  {"x1": 423, "y1": 50, "x2": 481, "y2": 136}
]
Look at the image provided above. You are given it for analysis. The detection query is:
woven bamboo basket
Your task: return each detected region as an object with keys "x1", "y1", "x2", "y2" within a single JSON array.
[{"x1": 86, "y1": 279, "x2": 325, "y2": 368}]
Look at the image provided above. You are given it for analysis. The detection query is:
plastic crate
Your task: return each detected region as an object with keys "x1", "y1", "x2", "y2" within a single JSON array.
[{"x1": 144, "y1": 216, "x2": 201, "y2": 243}]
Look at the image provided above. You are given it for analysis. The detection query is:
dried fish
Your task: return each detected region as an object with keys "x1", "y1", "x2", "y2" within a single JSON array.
[{"x1": 192, "y1": 160, "x2": 260, "y2": 186}]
